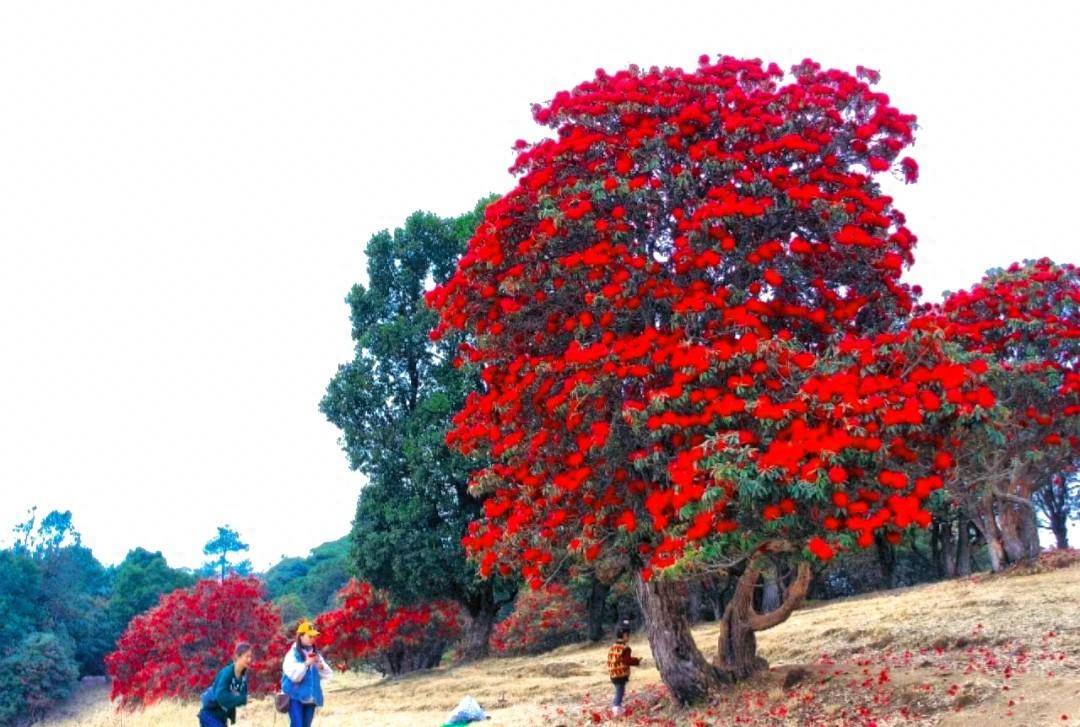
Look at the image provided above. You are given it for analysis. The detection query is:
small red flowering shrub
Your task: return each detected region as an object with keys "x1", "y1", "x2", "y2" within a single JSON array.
[
  {"x1": 105, "y1": 577, "x2": 283, "y2": 707},
  {"x1": 312, "y1": 580, "x2": 389, "y2": 662},
  {"x1": 315, "y1": 579, "x2": 462, "y2": 675},
  {"x1": 382, "y1": 599, "x2": 463, "y2": 673},
  {"x1": 490, "y1": 584, "x2": 587, "y2": 655}
]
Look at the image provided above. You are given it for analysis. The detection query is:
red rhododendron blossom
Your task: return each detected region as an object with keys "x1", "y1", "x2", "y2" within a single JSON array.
[{"x1": 807, "y1": 537, "x2": 835, "y2": 561}]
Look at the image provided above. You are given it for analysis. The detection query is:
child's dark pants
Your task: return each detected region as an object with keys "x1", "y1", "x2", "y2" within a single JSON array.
[{"x1": 612, "y1": 678, "x2": 627, "y2": 707}]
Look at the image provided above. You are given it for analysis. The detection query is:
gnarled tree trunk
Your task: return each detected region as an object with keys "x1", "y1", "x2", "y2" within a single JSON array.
[
  {"x1": 937, "y1": 515, "x2": 957, "y2": 577},
  {"x1": 715, "y1": 561, "x2": 811, "y2": 681},
  {"x1": 458, "y1": 580, "x2": 509, "y2": 661},
  {"x1": 969, "y1": 495, "x2": 1006, "y2": 572},
  {"x1": 998, "y1": 502, "x2": 1028, "y2": 564},
  {"x1": 688, "y1": 580, "x2": 704, "y2": 624},
  {"x1": 633, "y1": 570, "x2": 722, "y2": 704},
  {"x1": 459, "y1": 604, "x2": 495, "y2": 662},
  {"x1": 1050, "y1": 516, "x2": 1070, "y2": 550},
  {"x1": 942, "y1": 517, "x2": 957, "y2": 577},
  {"x1": 931, "y1": 517, "x2": 942, "y2": 576},
  {"x1": 381, "y1": 638, "x2": 448, "y2": 675},
  {"x1": 703, "y1": 573, "x2": 730, "y2": 622},
  {"x1": 984, "y1": 526, "x2": 1007, "y2": 572},
  {"x1": 874, "y1": 532, "x2": 897, "y2": 588},
  {"x1": 1009, "y1": 477, "x2": 1042, "y2": 562},
  {"x1": 1017, "y1": 501, "x2": 1041, "y2": 561},
  {"x1": 586, "y1": 575, "x2": 611, "y2": 642},
  {"x1": 956, "y1": 518, "x2": 972, "y2": 576}
]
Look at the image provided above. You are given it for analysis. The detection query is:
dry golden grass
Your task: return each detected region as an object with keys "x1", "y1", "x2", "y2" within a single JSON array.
[{"x1": 40, "y1": 559, "x2": 1080, "y2": 726}]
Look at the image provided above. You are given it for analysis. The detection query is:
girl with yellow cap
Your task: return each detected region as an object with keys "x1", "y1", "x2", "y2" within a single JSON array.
[{"x1": 280, "y1": 620, "x2": 332, "y2": 727}]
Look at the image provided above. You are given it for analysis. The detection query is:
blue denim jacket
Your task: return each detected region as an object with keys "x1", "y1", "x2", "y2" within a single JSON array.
[{"x1": 280, "y1": 647, "x2": 325, "y2": 706}]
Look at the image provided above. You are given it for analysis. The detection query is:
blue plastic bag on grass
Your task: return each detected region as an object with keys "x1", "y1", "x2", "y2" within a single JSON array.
[{"x1": 443, "y1": 695, "x2": 488, "y2": 724}]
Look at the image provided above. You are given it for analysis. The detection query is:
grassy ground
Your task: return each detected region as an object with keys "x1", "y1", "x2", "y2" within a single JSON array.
[{"x1": 41, "y1": 553, "x2": 1080, "y2": 726}]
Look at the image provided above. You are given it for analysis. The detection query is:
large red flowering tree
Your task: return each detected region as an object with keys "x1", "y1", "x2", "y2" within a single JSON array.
[
  {"x1": 106, "y1": 577, "x2": 283, "y2": 707},
  {"x1": 917, "y1": 259, "x2": 1079, "y2": 569},
  {"x1": 427, "y1": 55, "x2": 993, "y2": 702}
]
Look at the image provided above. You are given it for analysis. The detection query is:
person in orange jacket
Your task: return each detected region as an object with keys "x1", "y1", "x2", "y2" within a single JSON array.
[{"x1": 606, "y1": 622, "x2": 643, "y2": 716}]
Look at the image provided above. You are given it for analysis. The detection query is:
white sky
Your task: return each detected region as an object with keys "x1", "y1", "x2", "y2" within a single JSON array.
[{"x1": 1, "y1": 1, "x2": 1077, "y2": 570}]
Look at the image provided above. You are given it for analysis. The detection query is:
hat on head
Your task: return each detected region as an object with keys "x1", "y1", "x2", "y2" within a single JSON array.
[{"x1": 296, "y1": 620, "x2": 320, "y2": 638}]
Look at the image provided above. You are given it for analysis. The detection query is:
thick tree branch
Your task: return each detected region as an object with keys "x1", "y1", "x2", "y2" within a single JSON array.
[{"x1": 748, "y1": 561, "x2": 811, "y2": 632}]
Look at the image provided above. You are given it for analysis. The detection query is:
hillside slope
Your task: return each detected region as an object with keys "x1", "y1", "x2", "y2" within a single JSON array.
[{"x1": 41, "y1": 558, "x2": 1080, "y2": 726}]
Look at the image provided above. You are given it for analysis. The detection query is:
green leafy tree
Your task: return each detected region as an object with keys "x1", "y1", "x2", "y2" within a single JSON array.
[
  {"x1": 201, "y1": 526, "x2": 252, "y2": 581},
  {"x1": 321, "y1": 203, "x2": 515, "y2": 660},
  {"x1": 108, "y1": 548, "x2": 195, "y2": 629},
  {"x1": 264, "y1": 537, "x2": 351, "y2": 623},
  {"x1": 274, "y1": 593, "x2": 307, "y2": 627},
  {"x1": 7, "y1": 510, "x2": 114, "y2": 675},
  {"x1": 39, "y1": 544, "x2": 114, "y2": 675}
]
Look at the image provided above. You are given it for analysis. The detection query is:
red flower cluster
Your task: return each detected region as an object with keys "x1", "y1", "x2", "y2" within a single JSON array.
[
  {"x1": 918, "y1": 259, "x2": 1079, "y2": 459},
  {"x1": 106, "y1": 577, "x2": 284, "y2": 707},
  {"x1": 426, "y1": 55, "x2": 989, "y2": 586},
  {"x1": 490, "y1": 584, "x2": 587, "y2": 655}
]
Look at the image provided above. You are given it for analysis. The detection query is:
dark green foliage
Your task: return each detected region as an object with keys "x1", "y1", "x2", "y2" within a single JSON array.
[
  {"x1": 0, "y1": 511, "x2": 100, "y2": 723},
  {"x1": 321, "y1": 201, "x2": 516, "y2": 656},
  {"x1": 274, "y1": 593, "x2": 307, "y2": 627},
  {"x1": 0, "y1": 632, "x2": 79, "y2": 726},
  {"x1": 35, "y1": 544, "x2": 114, "y2": 675},
  {"x1": 108, "y1": 548, "x2": 195, "y2": 628},
  {"x1": 3, "y1": 511, "x2": 115, "y2": 676},
  {"x1": 0, "y1": 552, "x2": 42, "y2": 650},
  {"x1": 321, "y1": 205, "x2": 482, "y2": 605},
  {"x1": 264, "y1": 537, "x2": 351, "y2": 624}
]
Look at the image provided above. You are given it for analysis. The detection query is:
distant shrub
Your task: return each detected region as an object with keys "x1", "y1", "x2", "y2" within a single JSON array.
[
  {"x1": 491, "y1": 584, "x2": 587, "y2": 656},
  {"x1": 0, "y1": 632, "x2": 79, "y2": 726}
]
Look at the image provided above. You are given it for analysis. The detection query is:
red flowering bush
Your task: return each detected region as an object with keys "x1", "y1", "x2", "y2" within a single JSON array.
[
  {"x1": 426, "y1": 54, "x2": 993, "y2": 699},
  {"x1": 490, "y1": 584, "x2": 587, "y2": 655},
  {"x1": 315, "y1": 579, "x2": 462, "y2": 676},
  {"x1": 106, "y1": 577, "x2": 283, "y2": 707},
  {"x1": 381, "y1": 599, "x2": 463, "y2": 674}
]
